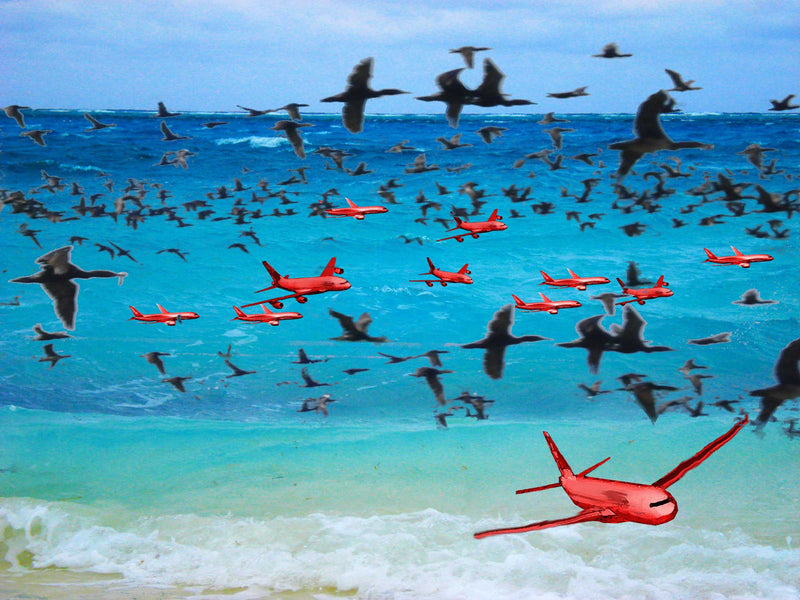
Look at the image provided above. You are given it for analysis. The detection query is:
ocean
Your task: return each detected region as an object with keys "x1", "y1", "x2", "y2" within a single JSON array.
[{"x1": 1, "y1": 109, "x2": 798, "y2": 599}]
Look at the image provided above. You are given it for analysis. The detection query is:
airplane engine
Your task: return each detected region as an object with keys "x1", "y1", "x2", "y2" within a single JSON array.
[{"x1": 334, "y1": 267, "x2": 344, "y2": 274}]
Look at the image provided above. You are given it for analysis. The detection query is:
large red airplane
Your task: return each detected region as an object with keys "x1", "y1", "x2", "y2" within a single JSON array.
[
  {"x1": 512, "y1": 292, "x2": 582, "y2": 314},
  {"x1": 324, "y1": 197, "x2": 388, "y2": 220},
  {"x1": 615, "y1": 275, "x2": 673, "y2": 306},
  {"x1": 409, "y1": 257, "x2": 473, "y2": 287},
  {"x1": 539, "y1": 269, "x2": 610, "y2": 291},
  {"x1": 241, "y1": 257, "x2": 350, "y2": 309},
  {"x1": 129, "y1": 304, "x2": 199, "y2": 326},
  {"x1": 232, "y1": 304, "x2": 303, "y2": 325},
  {"x1": 437, "y1": 209, "x2": 507, "y2": 242},
  {"x1": 703, "y1": 246, "x2": 774, "y2": 268},
  {"x1": 474, "y1": 414, "x2": 748, "y2": 538}
]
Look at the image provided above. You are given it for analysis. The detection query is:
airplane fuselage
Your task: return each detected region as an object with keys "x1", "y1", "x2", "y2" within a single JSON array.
[
  {"x1": 325, "y1": 205, "x2": 388, "y2": 219},
  {"x1": 461, "y1": 220, "x2": 507, "y2": 234},
  {"x1": 561, "y1": 475, "x2": 678, "y2": 525},
  {"x1": 542, "y1": 277, "x2": 610, "y2": 291},
  {"x1": 279, "y1": 275, "x2": 351, "y2": 295},
  {"x1": 513, "y1": 294, "x2": 582, "y2": 314},
  {"x1": 431, "y1": 268, "x2": 473, "y2": 284},
  {"x1": 706, "y1": 254, "x2": 773, "y2": 268},
  {"x1": 129, "y1": 306, "x2": 199, "y2": 326},
  {"x1": 233, "y1": 305, "x2": 302, "y2": 325}
]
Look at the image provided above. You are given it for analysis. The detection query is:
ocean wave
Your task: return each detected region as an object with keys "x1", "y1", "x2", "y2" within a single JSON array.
[
  {"x1": 214, "y1": 136, "x2": 288, "y2": 148},
  {"x1": 1, "y1": 500, "x2": 797, "y2": 600}
]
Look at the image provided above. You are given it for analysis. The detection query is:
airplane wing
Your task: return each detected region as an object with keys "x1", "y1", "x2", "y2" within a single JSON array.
[
  {"x1": 436, "y1": 233, "x2": 467, "y2": 242},
  {"x1": 652, "y1": 414, "x2": 748, "y2": 489},
  {"x1": 240, "y1": 292, "x2": 300, "y2": 309},
  {"x1": 320, "y1": 257, "x2": 338, "y2": 276},
  {"x1": 474, "y1": 507, "x2": 612, "y2": 539}
]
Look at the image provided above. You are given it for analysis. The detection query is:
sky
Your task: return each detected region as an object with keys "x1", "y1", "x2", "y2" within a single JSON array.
[{"x1": 1, "y1": 0, "x2": 799, "y2": 115}]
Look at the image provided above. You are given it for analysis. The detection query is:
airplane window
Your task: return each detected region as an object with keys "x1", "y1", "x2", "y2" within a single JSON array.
[{"x1": 649, "y1": 498, "x2": 671, "y2": 507}]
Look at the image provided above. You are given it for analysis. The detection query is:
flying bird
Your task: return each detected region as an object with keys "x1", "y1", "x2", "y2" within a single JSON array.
[
  {"x1": 142, "y1": 351, "x2": 170, "y2": 375},
  {"x1": 449, "y1": 46, "x2": 491, "y2": 68},
  {"x1": 750, "y1": 337, "x2": 800, "y2": 426},
  {"x1": 593, "y1": 43, "x2": 632, "y2": 58},
  {"x1": 83, "y1": 112, "x2": 116, "y2": 131},
  {"x1": 328, "y1": 308, "x2": 389, "y2": 343},
  {"x1": 3, "y1": 104, "x2": 30, "y2": 128},
  {"x1": 410, "y1": 366, "x2": 454, "y2": 405},
  {"x1": 321, "y1": 57, "x2": 409, "y2": 133},
  {"x1": 664, "y1": 69, "x2": 702, "y2": 92},
  {"x1": 38, "y1": 343, "x2": 70, "y2": 369},
  {"x1": 272, "y1": 120, "x2": 313, "y2": 159}
]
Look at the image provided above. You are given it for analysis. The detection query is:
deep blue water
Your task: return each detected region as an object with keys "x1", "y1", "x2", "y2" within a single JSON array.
[{"x1": 0, "y1": 109, "x2": 798, "y2": 599}]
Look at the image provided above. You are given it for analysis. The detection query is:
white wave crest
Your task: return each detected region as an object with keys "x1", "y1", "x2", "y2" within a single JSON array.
[{"x1": 214, "y1": 136, "x2": 288, "y2": 149}]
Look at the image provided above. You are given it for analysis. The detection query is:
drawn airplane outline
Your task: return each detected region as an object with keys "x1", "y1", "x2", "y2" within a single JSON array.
[
  {"x1": 409, "y1": 257, "x2": 473, "y2": 287},
  {"x1": 128, "y1": 304, "x2": 199, "y2": 326},
  {"x1": 436, "y1": 208, "x2": 507, "y2": 242},
  {"x1": 512, "y1": 292, "x2": 582, "y2": 314},
  {"x1": 474, "y1": 414, "x2": 748, "y2": 538},
  {"x1": 241, "y1": 256, "x2": 351, "y2": 309},
  {"x1": 615, "y1": 275, "x2": 673, "y2": 306},
  {"x1": 703, "y1": 246, "x2": 774, "y2": 268},
  {"x1": 232, "y1": 304, "x2": 303, "y2": 325},
  {"x1": 324, "y1": 197, "x2": 388, "y2": 219},
  {"x1": 539, "y1": 269, "x2": 610, "y2": 290}
]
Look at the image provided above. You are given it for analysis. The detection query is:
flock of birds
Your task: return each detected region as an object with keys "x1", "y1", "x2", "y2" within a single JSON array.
[{"x1": 2, "y1": 43, "x2": 799, "y2": 435}]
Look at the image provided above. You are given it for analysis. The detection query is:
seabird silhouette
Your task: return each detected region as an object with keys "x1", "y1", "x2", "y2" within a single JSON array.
[
  {"x1": 142, "y1": 351, "x2": 170, "y2": 375},
  {"x1": 328, "y1": 308, "x2": 389, "y2": 343},
  {"x1": 321, "y1": 57, "x2": 409, "y2": 133},
  {"x1": 3, "y1": 105, "x2": 29, "y2": 128},
  {"x1": 268, "y1": 103, "x2": 310, "y2": 121},
  {"x1": 272, "y1": 120, "x2": 313, "y2": 159},
  {"x1": 292, "y1": 348, "x2": 328, "y2": 364},
  {"x1": 10, "y1": 246, "x2": 127, "y2": 330},
  {"x1": 546, "y1": 87, "x2": 589, "y2": 99},
  {"x1": 224, "y1": 359, "x2": 256, "y2": 378},
  {"x1": 21, "y1": 130, "x2": 52, "y2": 146},
  {"x1": 462, "y1": 304, "x2": 549, "y2": 380},
  {"x1": 38, "y1": 343, "x2": 70, "y2": 369},
  {"x1": 163, "y1": 376, "x2": 191, "y2": 392},
  {"x1": 32, "y1": 324, "x2": 71, "y2": 341},
  {"x1": 410, "y1": 366, "x2": 454, "y2": 405},
  {"x1": 160, "y1": 121, "x2": 190, "y2": 141},
  {"x1": 83, "y1": 113, "x2": 116, "y2": 131},
  {"x1": 298, "y1": 393, "x2": 336, "y2": 416},
  {"x1": 468, "y1": 59, "x2": 536, "y2": 108},
  {"x1": 688, "y1": 332, "x2": 731, "y2": 345},
  {"x1": 593, "y1": 43, "x2": 632, "y2": 58},
  {"x1": 299, "y1": 367, "x2": 331, "y2": 388},
  {"x1": 154, "y1": 101, "x2": 181, "y2": 117},
  {"x1": 609, "y1": 90, "x2": 712, "y2": 178},
  {"x1": 664, "y1": 69, "x2": 702, "y2": 92},
  {"x1": 750, "y1": 337, "x2": 800, "y2": 426},
  {"x1": 236, "y1": 105, "x2": 270, "y2": 117},
  {"x1": 768, "y1": 94, "x2": 799, "y2": 111},
  {"x1": 448, "y1": 46, "x2": 491, "y2": 68},
  {"x1": 415, "y1": 68, "x2": 473, "y2": 129},
  {"x1": 733, "y1": 289, "x2": 777, "y2": 305}
]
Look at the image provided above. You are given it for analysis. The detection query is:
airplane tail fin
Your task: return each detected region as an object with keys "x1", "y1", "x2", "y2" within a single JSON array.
[
  {"x1": 256, "y1": 260, "x2": 282, "y2": 292},
  {"x1": 703, "y1": 248, "x2": 717, "y2": 260},
  {"x1": 567, "y1": 268, "x2": 580, "y2": 279},
  {"x1": 345, "y1": 197, "x2": 357, "y2": 208},
  {"x1": 128, "y1": 306, "x2": 143, "y2": 319},
  {"x1": 424, "y1": 257, "x2": 436, "y2": 274},
  {"x1": 539, "y1": 292, "x2": 551, "y2": 303},
  {"x1": 731, "y1": 246, "x2": 744, "y2": 257},
  {"x1": 616, "y1": 277, "x2": 627, "y2": 291},
  {"x1": 447, "y1": 214, "x2": 464, "y2": 231},
  {"x1": 540, "y1": 270, "x2": 554, "y2": 283},
  {"x1": 543, "y1": 431, "x2": 574, "y2": 478},
  {"x1": 233, "y1": 306, "x2": 246, "y2": 318},
  {"x1": 511, "y1": 294, "x2": 525, "y2": 307},
  {"x1": 157, "y1": 304, "x2": 169, "y2": 314}
]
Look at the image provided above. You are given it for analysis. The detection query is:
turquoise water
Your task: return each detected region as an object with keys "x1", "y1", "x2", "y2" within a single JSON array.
[{"x1": 1, "y1": 110, "x2": 799, "y2": 598}]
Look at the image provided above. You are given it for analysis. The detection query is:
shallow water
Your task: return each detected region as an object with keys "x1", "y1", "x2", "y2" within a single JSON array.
[{"x1": 1, "y1": 110, "x2": 799, "y2": 598}]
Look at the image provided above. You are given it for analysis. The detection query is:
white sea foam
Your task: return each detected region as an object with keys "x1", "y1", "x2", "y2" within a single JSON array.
[
  {"x1": 214, "y1": 136, "x2": 288, "y2": 149},
  {"x1": 1, "y1": 499, "x2": 798, "y2": 600}
]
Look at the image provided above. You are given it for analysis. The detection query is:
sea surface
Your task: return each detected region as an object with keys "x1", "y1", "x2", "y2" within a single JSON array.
[{"x1": 1, "y1": 109, "x2": 799, "y2": 599}]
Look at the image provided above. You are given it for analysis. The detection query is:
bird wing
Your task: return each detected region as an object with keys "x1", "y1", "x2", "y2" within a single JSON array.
[
  {"x1": 342, "y1": 99, "x2": 366, "y2": 134},
  {"x1": 474, "y1": 58, "x2": 505, "y2": 100},
  {"x1": 774, "y1": 338, "x2": 800, "y2": 385},
  {"x1": 652, "y1": 414, "x2": 748, "y2": 489},
  {"x1": 482, "y1": 345, "x2": 507, "y2": 380},
  {"x1": 284, "y1": 127, "x2": 306, "y2": 159},
  {"x1": 664, "y1": 69, "x2": 684, "y2": 88},
  {"x1": 347, "y1": 57, "x2": 373, "y2": 89},
  {"x1": 475, "y1": 507, "x2": 612, "y2": 538},
  {"x1": 328, "y1": 308, "x2": 359, "y2": 336},
  {"x1": 41, "y1": 279, "x2": 78, "y2": 330},
  {"x1": 354, "y1": 312, "x2": 373, "y2": 333},
  {"x1": 633, "y1": 90, "x2": 669, "y2": 140}
]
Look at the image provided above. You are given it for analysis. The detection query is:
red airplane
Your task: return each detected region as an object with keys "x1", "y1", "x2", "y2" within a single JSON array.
[
  {"x1": 703, "y1": 246, "x2": 774, "y2": 268},
  {"x1": 324, "y1": 197, "x2": 388, "y2": 220},
  {"x1": 539, "y1": 269, "x2": 610, "y2": 291},
  {"x1": 512, "y1": 292, "x2": 582, "y2": 314},
  {"x1": 615, "y1": 275, "x2": 673, "y2": 306},
  {"x1": 409, "y1": 257, "x2": 473, "y2": 287},
  {"x1": 437, "y1": 209, "x2": 507, "y2": 242},
  {"x1": 241, "y1": 256, "x2": 350, "y2": 309},
  {"x1": 128, "y1": 304, "x2": 199, "y2": 326},
  {"x1": 474, "y1": 414, "x2": 748, "y2": 538},
  {"x1": 232, "y1": 304, "x2": 303, "y2": 325}
]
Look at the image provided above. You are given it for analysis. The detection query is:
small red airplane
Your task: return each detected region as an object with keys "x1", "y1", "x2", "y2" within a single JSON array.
[
  {"x1": 232, "y1": 304, "x2": 303, "y2": 325},
  {"x1": 128, "y1": 304, "x2": 199, "y2": 326},
  {"x1": 241, "y1": 256, "x2": 350, "y2": 309},
  {"x1": 409, "y1": 257, "x2": 473, "y2": 287},
  {"x1": 539, "y1": 269, "x2": 610, "y2": 291},
  {"x1": 474, "y1": 414, "x2": 748, "y2": 538},
  {"x1": 324, "y1": 197, "x2": 388, "y2": 220},
  {"x1": 437, "y1": 209, "x2": 507, "y2": 242},
  {"x1": 703, "y1": 246, "x2": 774, "y2": 268},
  {"x1": 512, "y1": 292, "x2": 582, "y2": 314},
  {"x1": 615, "y1": 275, "x2": 673, "y2": 306}
]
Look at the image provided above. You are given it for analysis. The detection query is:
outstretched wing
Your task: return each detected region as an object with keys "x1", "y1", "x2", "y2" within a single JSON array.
[
  {"x1": 474, "y1": 507, "x2": 611, "y2": 539},
  {"x1": 652, "y1": 414, "x2": 748, "y2": 489}
]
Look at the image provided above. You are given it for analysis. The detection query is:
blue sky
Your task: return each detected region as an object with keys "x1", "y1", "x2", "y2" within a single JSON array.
[{"x1": 2, "y1": 0, "x2": 799, "y2": 114}]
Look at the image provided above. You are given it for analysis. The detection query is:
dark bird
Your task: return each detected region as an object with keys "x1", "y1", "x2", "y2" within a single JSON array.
[
  {"x1": 620, "y1": 380, "x2": 681, "y2": 423},
  {"x1": 163, "y1": 376, "x2": 191, "y2": 393},
  {"x1": 578, "y1": 381, "x2": 612, "y2": 399},
  {"x1": 462, "y1": 304, "x2": 549, "y2": 380},
  {"x1": 546, "y1": 87, "x2": 589, "y2": 99},
  {"x1": 768, "y1": 94, "x2": 799, "y2": 111},
  {"x1": 454, "y1": 391, "x2": 495, "y2": 420},
  {"x1": 468, "y1": 58, "x2": 536, "y2": 108},
  {"x1": 237, "y1": 105, "x2": 270, "y2": 117},
  {"x1": 593, "y1": 43, "x2": 632, "y2": 58},
  {"x1": 415, "y1": 349, "x2": 449, "y2": 367},
  {"x1": 410, "y1": 366, "x2": 454, "y2": 405},
  {"x1": 733, "y1": 289, "x2": 777, "y2": 306},
  {"x1": 328, "y1": 308, "x2": 389, "y2": 343},
  {"x1": 415, "y1": 68, "x2": 473, "y2": 129},
  {"x1": 449, "y1": 46, "x2": 491, "y2": 68},
  {"x1": 217, "y1": 344, "x2": 233, "y2": 359},
  {"x1": 321, "y1": 57, "x2": 409, "y2": 133},
  {"x1": 202, "y1": 121, "x2": 228, "y2": 128},
  {"x1": 160, "y1": 120, "x2": 190, "y2": 141},
  {"x1": 300, "y1": 367, "x2": 332, "y2": 388},
  {"x1": 21, "y1": 129, "x2": 52, "y2": 146},
  {"x1": 142, "y1": 351, "x2": 170, "y2": 375},
  {"x1": 154, "y1": 101, "x2": 181, "y2": 117},
  {"x1": 32, "y1": 323, "x2": 71, "y2": 341},
  {"x1": 476, "y1": 126, "x2": 508, "y2": 144},
  {"x1": 272, "y1": 120, "x2": 313, "y2": 158},
  {"x1": 378, "y1": 351, "x2": 416, "y2": 364},
  {"x1": 664, "y1": 69, "x2": 702, "y2": 92},
  {"x1": 10, "y1": 246, "x2": 127, "y2": 330},
  {"x1": 38, "y1": 343, "x2": 70, "y2": 368},
  {"x1": 224, "y1": 359, "x2": 256, "y2": 378},
  {"x1": 269, "y1": 103, "x2": 310, "y2": 121},
  {"x1": 750, "y1": 337, "x2": 800, "y2": 426},
  {"x1": 437, "y1": 133, "x2": 472, "y2": 150},
  {"x1": 342, "y1": 368, "x2": 369, "y2": 376},
  {"x1": 298, "y1": 393, "x2": 336, "y2": 416},
  {"x1": 84, "y1": 112, "x2": 116, "y2": 131},
  {"x1": 3, "y1": 104, "x2": 30, "y2": 128},
  {"x1": 609, "y1": 90, "x2": 713, "y2": 178},
  {"x1": 292, "y1": 348, "x2": 328, "y2": 364},
  {"x1": 688, "y1": 332, "x2": 731, "y2": 345},
  {"x1": 558, "y1": 314, "x2": 615, "y2": 374}
]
